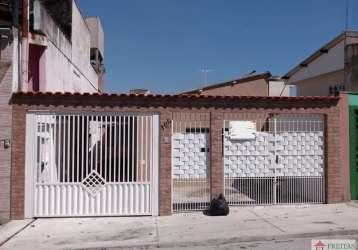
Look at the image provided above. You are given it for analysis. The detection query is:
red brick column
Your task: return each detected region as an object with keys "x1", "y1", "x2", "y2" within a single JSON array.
[
  {"x1": 159, "y1": 112, "x2": 172, "y2": 215},
  {"x1": 10, "y1": 105, "x2": 26, "y2": 219},
  {"x1": 210, "y1": 112, "x2": 224, "y2": 199},
  {"x1": 325, "y1": 106, "x2": 346, "y2": 203},
  {"x1": 338, "y1": 93, "x2": 351, "y2": 202}
]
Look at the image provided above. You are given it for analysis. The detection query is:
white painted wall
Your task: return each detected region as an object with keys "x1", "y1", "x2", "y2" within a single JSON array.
[
  {"x1": 288, "y1": 40, "x2": 344, "y2": 84},
  {"x1": 71, "y1": 1, "x2": 98, "y2": 92},
  {"x1": 269, "y1": 80, "x2": 291, "y2": 96},
  {"x1": 85, "y1": 17, "x2": 104, "y2": 58},
  {"x1": 32, "y1": 0, "x2": 98, "y2": 93}
]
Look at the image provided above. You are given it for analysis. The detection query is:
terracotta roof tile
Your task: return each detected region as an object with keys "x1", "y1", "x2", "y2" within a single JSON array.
[{"x1": 12, "y1": 91, "x2": 339, "y2": 101}]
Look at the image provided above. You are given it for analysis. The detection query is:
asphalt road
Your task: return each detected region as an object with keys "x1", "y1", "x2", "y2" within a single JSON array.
[{"x1": 120, "y1": 233, "x2": 358, "y2": 250}]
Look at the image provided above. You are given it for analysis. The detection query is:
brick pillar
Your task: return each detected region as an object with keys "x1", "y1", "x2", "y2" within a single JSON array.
[
  {"x1": 338, "y1": 93, "x2": 351, "y2": 202},
  {"x1": 210, "y1": 112, "x2": 224, "y2": 199},
  {"x1": 159, "y1": 112, "x2": 172, "y2": 215},
  {"x1": 10, "y1": 106, "x2": 26, "y2": 219},
  {"x1": 325, "y1": 107, "x2": 345, "y2": 203}
]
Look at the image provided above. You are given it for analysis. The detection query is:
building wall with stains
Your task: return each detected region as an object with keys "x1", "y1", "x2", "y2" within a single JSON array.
[
  {"x1": 31, "y1": 0, "x2": 99, "y2": 93},
  {"x1": 0, "y1": 36, "x2": 14, "y2": 223}
]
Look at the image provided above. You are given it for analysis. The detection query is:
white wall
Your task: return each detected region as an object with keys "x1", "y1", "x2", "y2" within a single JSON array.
[
  {"x1": 71, "y1": 1, "x2": 98, "y2": 92},
  {"x1": 288, "y1": 40, "x2": 344, "y2": 84},
  {"x1": 85, "y1": 17, "x2": 104, "y2": 58},
  {"x1": 269, "y1": 80, "x2": 291, "y2": 96},
  {"x1": 32, "y1": 0, "x2": 98, "y2": 93}
]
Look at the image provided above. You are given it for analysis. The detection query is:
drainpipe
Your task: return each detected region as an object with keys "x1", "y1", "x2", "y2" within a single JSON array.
[{"x1": 20, "y1": 0, "x2": 29, "y2": 92}]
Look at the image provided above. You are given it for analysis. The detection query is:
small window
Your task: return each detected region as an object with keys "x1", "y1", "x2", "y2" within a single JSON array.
[{"x1": 185, "y1": 128, "x2": 210, "y2": 133}]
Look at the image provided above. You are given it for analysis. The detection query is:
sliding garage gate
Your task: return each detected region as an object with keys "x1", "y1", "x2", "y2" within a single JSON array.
[
  {"x1": 224, "y1": 114, "x2": 325, "y2": 205},
  {"x1": 171, "y1": 113, "x2": 211, "y2": 212},
  {"x1": 25, "y1": 112, "x2": 159, "y2": 217}
]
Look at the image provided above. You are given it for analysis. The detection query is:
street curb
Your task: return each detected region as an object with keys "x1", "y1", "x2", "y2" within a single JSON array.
[{"x1": 97, "y1": 229, "x2": 358, "y2": 250}]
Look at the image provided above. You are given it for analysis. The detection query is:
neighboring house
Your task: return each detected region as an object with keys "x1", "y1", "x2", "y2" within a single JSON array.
[
  {"x1": 0, "y1": 0, "x2": 104, "y2": 222},
  {"x1": 182, "y1": 71, "x2": 291, "y2": 97},
  {"x1": 283, "y1": 31, "x2": 358, "y2": 96},
  {"x1": 283, "y1": 31, "x2": 358, "y2": 201}
]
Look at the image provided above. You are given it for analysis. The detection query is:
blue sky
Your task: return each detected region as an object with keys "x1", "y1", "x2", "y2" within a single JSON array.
[{"x1": 77, "y1": 0, "x2": 358, "y2": 94}]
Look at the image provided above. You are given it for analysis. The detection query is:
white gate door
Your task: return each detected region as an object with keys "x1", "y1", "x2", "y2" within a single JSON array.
[
  {"x1": 223, "y1": 114, "x2": 325, "y2": 205},
  {"x1": 25, "y1": 113, "x2": 159, "y2": 217},
  {"x1": 171, "y1": 113, "x2": 211, "y2": 212}
]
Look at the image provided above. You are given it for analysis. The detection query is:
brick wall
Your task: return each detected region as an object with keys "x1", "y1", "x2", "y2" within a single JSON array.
[
  {"x1": 9, "y1": 93, "x2": 348, "y2": 219},
  {"x1": 0, "y1": 37, "x2": 13, "y2": 222}
]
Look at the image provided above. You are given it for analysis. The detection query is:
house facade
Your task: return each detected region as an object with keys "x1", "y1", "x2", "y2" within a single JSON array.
[
  {"x1": 6, "y1": 92, "x2": 350, "y2": 219},
  {"x1": 0, "y1": 0, "x2": 104, "y2": 222},
  {"x1": 283, "y1": 31, "x2": 358, "y2": 96}
]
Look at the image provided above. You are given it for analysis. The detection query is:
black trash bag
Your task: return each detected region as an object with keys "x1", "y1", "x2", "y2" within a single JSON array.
[{"x1": 203, "y1": 193, "x2": 229, "y2": 216}]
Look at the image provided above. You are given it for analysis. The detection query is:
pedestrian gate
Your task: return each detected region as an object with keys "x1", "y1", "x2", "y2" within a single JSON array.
[
  {"x1": 25, "y1": 113, "x2": 159, "y2": 217},
  {"x1": 224, "y1": 114, "x2": 325, "y2": 205},
  {"x1": 171, "y1": 113, "x2": 211, "y2": 212}
]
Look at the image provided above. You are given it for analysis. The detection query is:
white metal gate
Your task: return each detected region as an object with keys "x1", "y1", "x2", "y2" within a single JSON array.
[
  {"x1": 25, "y1": 112, "x2": 159, "y2": 217},
  {"x1": 171, "y1": 113, "x2": 210, "y2": 212},
  {"x1": 223, "y1": 114, "x2": 325, "y2": 205}
]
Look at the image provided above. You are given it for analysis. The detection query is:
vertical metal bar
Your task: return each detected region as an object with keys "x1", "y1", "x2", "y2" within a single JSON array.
[
  {"x1": 109, "y1": 115, "x2": 113, "y2": 182},
  {"x1": 62, "y1": 116, "x2": 66, "y2": 183},
  {"x1": 122, "y1": 116, "x2": 126, "y2": 182},
  {"x1": 67, "y1": 116, "x2": 70, "y2": 183},
  {"x1": 140, "y1": 116, "x2": 144, "y2": 182},
  {"x1": 132, "y1": 116, "x2": 135, "y2": 182},
  {"x1": 95, "y1": 116, "x2": 98, "y2": 178},
  {"x1": 127, "y1": 116, "x2": 130, "y2": 183},
  {"x1": 99, "y1": 115, "x2": 108, "y2": 181},
  {"x1": 273, "y1": 117, "x2": 277, "y2": 204},
  {"x1": 56, "y1": 116, "x2": 60, "y2": 183},
  {"x1": 136, "y1": 116, "x2": 139, "y2": 182},
  {"x1": 72, "y1": 116, "x2": 75, "y2": 183},
  {"x1": 62, "y1": 115, "x2": 66, "y2": 184},
  {"x1": 104, "y1": 115, "x2": 107, "y2": 179},
  {"x1": 85, "y1": 116, "x2": 89, "y2": 179},
  {"x1": 38, "y1": 116, "x2": 42, "y2": 184},
  {"x1": 76, "y1": 115, "x2": 79, "y2": 183},
  {"x1": 90, "y1": 116, "x2": 94, "y2": 174},
  {"x1": 118, "y1": 116, "x2": 122, "y2": 182},
  {"x1": 145, "y1": 116, "x2": 148, "y2": 183},
  {"x1": 81, "y1": 116, "x2": 84, "y2": 182},
  {"x1": 114, "y1": 116, "x2": 117, "y2": 182}
]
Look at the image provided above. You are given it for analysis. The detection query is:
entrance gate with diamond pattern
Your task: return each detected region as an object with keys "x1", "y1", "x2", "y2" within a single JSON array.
[{"x1": 24, "y1": 112, "x2": 159, "y2": 217}]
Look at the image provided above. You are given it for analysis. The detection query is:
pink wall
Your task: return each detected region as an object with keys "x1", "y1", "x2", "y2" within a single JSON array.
[{"x1": 28, "y1": 44, "x2": 46, "y2": 92}]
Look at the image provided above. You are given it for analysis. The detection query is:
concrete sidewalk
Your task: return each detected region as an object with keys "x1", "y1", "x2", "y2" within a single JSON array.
[{"x1": 1, "y1": 203, "x2": 358, "y2": 250}]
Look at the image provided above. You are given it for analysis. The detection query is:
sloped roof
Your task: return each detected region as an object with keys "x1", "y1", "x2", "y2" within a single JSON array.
[
  {"x1": 181, "y1": 71, "x2": 272, "y2": 94},
  {"x1": 283, "y1": 31, "x2": 358, "y2": 79}
]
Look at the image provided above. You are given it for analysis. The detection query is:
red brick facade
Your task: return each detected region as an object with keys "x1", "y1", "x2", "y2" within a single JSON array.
[
  {"x1": 0, "y1": 36, "x2": 14, "y2": 222},
  {"x1": 9, "y1": 93, "x2": 348, "y2": 219}
]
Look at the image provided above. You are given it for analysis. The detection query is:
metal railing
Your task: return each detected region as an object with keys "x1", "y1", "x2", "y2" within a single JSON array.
[
  {"x1": 223, "y1": 114, "x2": 325, "y2": 206},
  {"x1": 31, "y1": 113, "x2": 156, "y2": 217}
]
